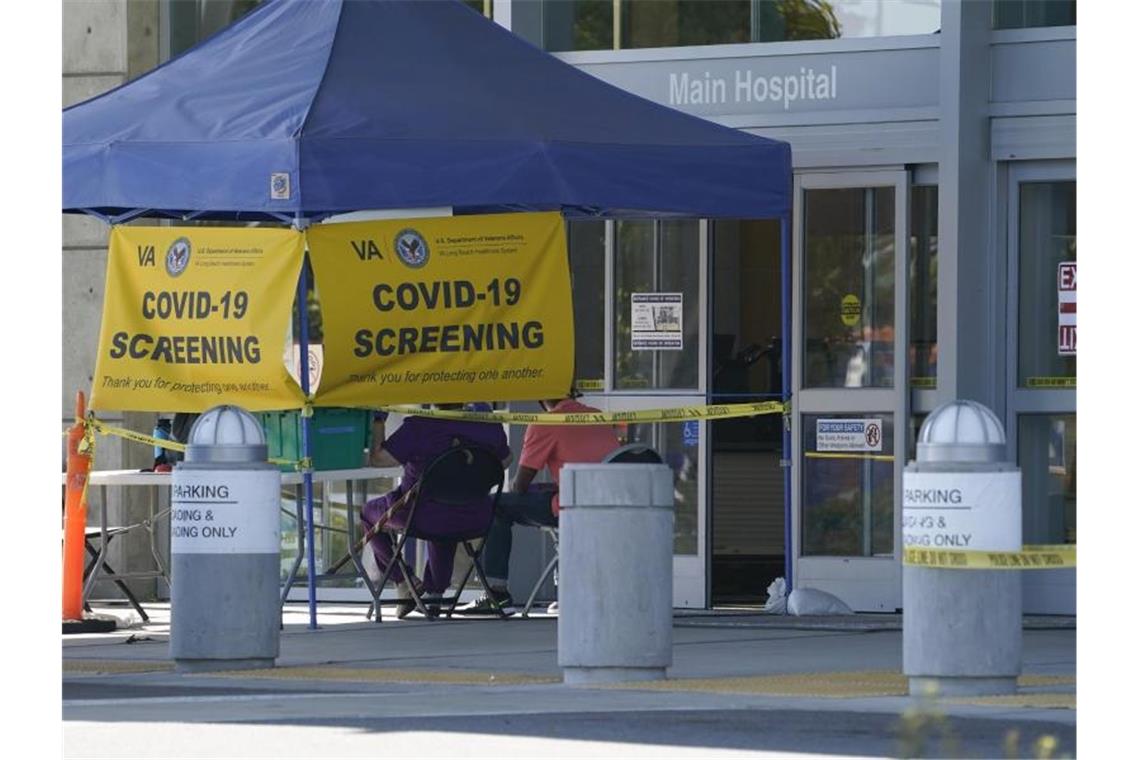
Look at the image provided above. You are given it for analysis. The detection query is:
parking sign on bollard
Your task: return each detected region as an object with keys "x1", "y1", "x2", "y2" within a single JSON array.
[
  {"x1": 902, "y1": 400, "x2": 1022, "y2": 697},
  {"x1": 170, "y1": 405, "x2": 281, "y2": 673}
]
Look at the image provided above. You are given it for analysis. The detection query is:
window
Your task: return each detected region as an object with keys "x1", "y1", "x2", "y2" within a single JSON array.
[
  {"x1": 803, "y1": 187, "x2": 896, "y2": 389},
  {"x1": 909, "y1": 185, "x2": 938, "y2": 387},
  {"x1": 908, "y1": 413, "x2": 928, "y2": 461},
  {"x1": 164, "y1": 0, "x2": 261, "y2": 59},
  {"x1": 621, "y1": 0, "x2": 753, "y2": 48},
  {"x1": 543, "y1": 0, "x2": 614, "y2": 51},
  {"x1": 1008, "y1": 169, "x2": 1075, "y2": 550},
  {"x1": 164, "y1": 1, "x2": 491, "y2": 62},
  {"x1": 617, "y1": 421, "x2": 700, "y2": 554},
  {"x1": 994, "y1": 0, "x2": 1076, "y2": 30},
  {"x1": 534, "y1": 0, "x2": 940, "y2": 52},
  {"x1": 568, "y1": 221, "x2": 606, "y2": 389},
  {"x1": 1018, "y1": 414, "x2": 1076, "y2": 544},
  {"x1": 613, "y1": 220, "x2": 701, "y2": 390},
  {"x1": 462, "y1": 0, "x2": 492, "y2": 18},
  {"x1": 802, "y1": 413, "x2": 894, "y2": 556},
  {"x1": 1018, "y1": 181, "x2": 1076, "y2": 388},
  {"x1": 711, "y1": 219, "x2": 783, "y2": 397}
]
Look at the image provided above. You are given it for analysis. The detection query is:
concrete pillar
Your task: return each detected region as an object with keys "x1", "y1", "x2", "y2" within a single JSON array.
[
  {"x1": 63, "y1": 0, "x2": 162, "y2": 602},
  {"x1": 558, "y1": 463, "x2": 673, "y2": 685},
  {"x1": 937, "y1": 0, "x2": 1001, "y2": 413}
]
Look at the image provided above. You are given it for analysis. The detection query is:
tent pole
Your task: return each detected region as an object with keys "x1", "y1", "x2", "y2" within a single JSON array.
[
  {"x1": 78, "y1": 209, "x2": 113, "y2": 225},
  {"x1": 780, "y1": 212, "x2": 793, "y2": 601},
  {"x1": 108, "y1": 208, "x2": 152, "y2": 225},
  {"x1": 294, "y1": 213, "x2": 319, "y2": 630}
]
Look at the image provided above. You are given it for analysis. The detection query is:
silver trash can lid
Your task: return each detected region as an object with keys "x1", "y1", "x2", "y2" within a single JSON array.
[
  {"x1": 917, "y1": 400, "x2": 1006, "y2": 464},
  {"x1": 185, "y1": 405, "x2": 268, "y2": 464}
]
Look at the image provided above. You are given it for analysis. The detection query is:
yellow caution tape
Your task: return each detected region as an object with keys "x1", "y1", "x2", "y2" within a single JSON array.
[
  {"x1": 1025, "y1": 377, "x2": 1076, "y2": 388},
  {"x1": 85, "y1": 416, "x2": 302, "y2": 470},
  {"x1": 376, "y1": 400, "x2": 787, "y2": 426},
  {"x1": 805, "y1": 452, "x2": 895, "y2": 462},
  {"x1": 77, "y1": 414, "x2": 97, "y2": 457},
  {"x1": 78, "y1": 425, "x2": 95, "y2": 512},
  {"x1": 87, "y1": 417, "x2": 187, "y2": 454},
  {"x1": 63, "y1": 419, "x2": 97, "y2": 526},
  {"x1": 904, "y1": 544, "x2": 1075, "y2": 570}
]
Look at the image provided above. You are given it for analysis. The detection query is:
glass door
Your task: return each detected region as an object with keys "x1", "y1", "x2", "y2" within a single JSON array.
[
  {"x1": 791, "y1": 170, "x2": 908, "y2": 612},
  {"x1": 1005, "y1": 161, "x2": 1076, "y2": 615},
  {"x1": 709, "y1": 219, "x2": 785, "y2": 605},
  {"x1": 571, "y1": 218, "x2": 709, "y2": 608}
]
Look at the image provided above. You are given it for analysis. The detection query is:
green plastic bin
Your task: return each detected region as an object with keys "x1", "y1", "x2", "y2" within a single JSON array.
[{"x1": 259, "y1": 408, "x2": 372, "y2": 471}]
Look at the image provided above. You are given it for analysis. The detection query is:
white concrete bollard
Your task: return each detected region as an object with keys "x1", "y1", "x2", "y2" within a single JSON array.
[
  {"x1": 557, "y1": 463, "x2": 673, "y2": 685},
  {"x1": 903, "y1": 400, "x2": 1022, "y2": 696},
  {"x1": 170, "y1": 405, "x2": 281, "y2": 673}
]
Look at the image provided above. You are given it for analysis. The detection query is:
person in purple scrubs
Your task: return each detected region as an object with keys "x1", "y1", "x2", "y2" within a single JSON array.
[{"x1": 364, "y1": 404, "x2": 510, "y2": 617}]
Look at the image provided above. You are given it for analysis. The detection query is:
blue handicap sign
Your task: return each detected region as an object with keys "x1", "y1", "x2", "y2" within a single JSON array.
[{"x1": 682, "y1": 420, "x2": 700, "y2": 447}]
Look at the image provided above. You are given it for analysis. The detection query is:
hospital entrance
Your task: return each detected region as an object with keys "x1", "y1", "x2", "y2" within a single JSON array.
[{"x1": 709, "y1": 220, "x2": 786, "y2": 605}]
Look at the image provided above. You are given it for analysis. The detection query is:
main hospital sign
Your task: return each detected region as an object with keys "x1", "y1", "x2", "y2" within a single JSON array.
[
  {"x1": 669, "y1": 65, "x2": 838, "y2": 109},
  {"x1": 574, "y1": 45, "x2": 937, "y2": 118}
]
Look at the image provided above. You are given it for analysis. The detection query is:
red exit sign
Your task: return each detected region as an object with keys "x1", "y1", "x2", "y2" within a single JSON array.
[
  {"x1": 1058, "y1": 262, "x2": 1076, "y2": 292},
  {"x1": 1057, "y1": 262, "x2": 1076, "y2": 356}
]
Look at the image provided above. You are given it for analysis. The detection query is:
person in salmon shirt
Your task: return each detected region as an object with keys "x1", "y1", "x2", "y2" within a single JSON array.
[{"x1": 457, "y1": 388, "x2": 619, "y2": 616}]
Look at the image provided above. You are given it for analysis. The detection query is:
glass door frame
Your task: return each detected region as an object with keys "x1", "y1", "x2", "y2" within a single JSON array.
[
  {"x1": 791, "y1": 168, "x2": 910, "y2": 612},
  {"x1": 582, "y1": 218, "x2": 710, "y2": 608},
  {"x1": 1004, "y1": 160, "x2": 1077, "y2": 420},
  {"x1": 1003, "y1": 159, "x2": 1076, "y2": 615}
]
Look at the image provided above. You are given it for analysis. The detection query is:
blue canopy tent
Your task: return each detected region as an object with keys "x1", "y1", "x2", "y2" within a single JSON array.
[{"x1": 63, "y1": 0, "x2": 793, "y2": 623}]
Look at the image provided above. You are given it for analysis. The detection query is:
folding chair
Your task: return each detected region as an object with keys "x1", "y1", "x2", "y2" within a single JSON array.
[
  {"x1": 82, "y1": 527, "x2": 150, "y2": 621},
  {"x1": 65, "y1": 484, "x2": 170, "y2": 623},
  {"x1": 331, "y1": 442, "x2": 507, "y2": 621},
  {"x1": 518, "y1": 442, "x2": 663, "y2": 618}
]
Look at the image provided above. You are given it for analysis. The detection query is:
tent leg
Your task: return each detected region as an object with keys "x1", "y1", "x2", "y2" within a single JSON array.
[
  {"x1": 295, "y1": 216, "x2": 319, "y2": 630},
  {"x1": 780, "y1": 213, "x2": 793, "y2": 598}
]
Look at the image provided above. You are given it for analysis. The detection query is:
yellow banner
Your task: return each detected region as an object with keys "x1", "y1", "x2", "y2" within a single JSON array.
[
  {"x1": 307, "y1": 212, "x2": 574, "y2": 406},
  {"x1": 91, "y1": 226, "x2": 306, "y2": 412}
]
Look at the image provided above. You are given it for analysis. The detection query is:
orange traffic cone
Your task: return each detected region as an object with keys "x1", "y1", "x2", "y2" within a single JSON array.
[{"x1": 62, "y1": 391, "x2": 91, "y2": 622}]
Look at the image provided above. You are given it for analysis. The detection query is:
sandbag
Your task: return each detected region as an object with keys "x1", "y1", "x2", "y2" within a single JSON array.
[
  {"x1": 787, "y1": 587, "x2": 853, "y2": 616},
  {"x1": 761, "y1": 577, "x2": 787, "y2": 614}
]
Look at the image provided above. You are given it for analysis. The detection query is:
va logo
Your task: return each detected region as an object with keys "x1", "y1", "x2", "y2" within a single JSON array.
[
  {"x1": 137, "y1": 245, "x2": 156, "y2": 267},
  {"x1": 393, "y1": 228, "x2": 429, "y2": 269},
  {"x1": 351, "y1": 239, "x2": 384, "y2": 261},
  {"x1": 270, "y1": 172, "x2": 290, "y2": 200},
  {"x1": 165, "y1": 237, "x2": 192, "y2": 277}
]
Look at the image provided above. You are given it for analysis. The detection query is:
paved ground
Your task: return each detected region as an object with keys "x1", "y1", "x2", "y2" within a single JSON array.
[{"x1": 62, "y1": 603, "x2": 1077, "y2": 758}]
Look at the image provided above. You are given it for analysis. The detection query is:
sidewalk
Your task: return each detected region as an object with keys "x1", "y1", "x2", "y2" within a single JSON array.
[{"x1": 63, "y1": 602, "x2": 1076, "y2": 758}]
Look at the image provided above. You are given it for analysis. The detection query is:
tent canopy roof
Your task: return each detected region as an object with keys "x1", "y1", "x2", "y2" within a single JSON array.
[{"x1": 63, "y1": 0, "x2": 790, "y2": 222}]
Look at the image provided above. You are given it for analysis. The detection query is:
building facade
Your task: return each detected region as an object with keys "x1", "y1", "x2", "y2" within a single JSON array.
[
  {"x1": 63, "y1": 0, "x2": 1076, "y2": 614},
  {"x1": 505, "y1": 0, "x2": 1076, "y2": 614}
]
